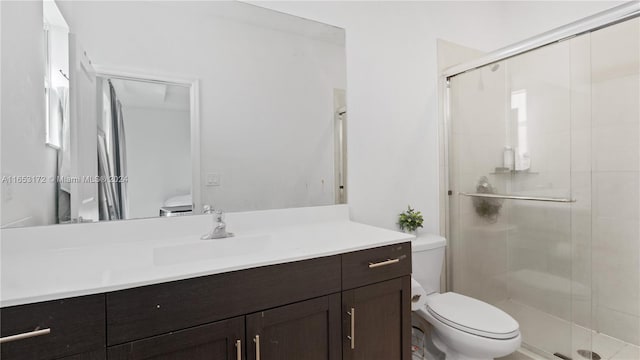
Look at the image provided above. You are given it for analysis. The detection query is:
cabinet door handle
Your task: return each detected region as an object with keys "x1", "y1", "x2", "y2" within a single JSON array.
[
  {"x1": 253, "y1": 335, "x2": 260, "y2": 360},
  {"x1": 0, "y1": 328, "x2": 51, "y2": 344},
  {"x1": 368, "y1": 258, "x2": 400, "y2": 268},
  {"x1": 347, "y1": 307, "x2": 355, "y2": 349},
  {"x1": 235, "y1": 339, "x2": 241, "y2": 360}
]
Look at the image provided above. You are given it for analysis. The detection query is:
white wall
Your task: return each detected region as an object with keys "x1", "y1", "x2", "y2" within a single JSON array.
[
  {"x1": 250, "y1": 1, "x2": 624, "y2": 233},
  {"x1": 499, "y1": 1, "x2": 626, "y2": 46},
  {"x1": 56, "y1": 1, "x2": 346, "y2": 214},
  {"x1": 123, "y1": 106, "x2": 191, "y2": 219},
  {"x1": 0, "y1": 1, "x2": 58, "y2": 227}
]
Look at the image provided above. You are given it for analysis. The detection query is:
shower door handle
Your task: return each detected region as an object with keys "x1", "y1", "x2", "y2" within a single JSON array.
[{"x1": 459, "y1": 192, "x2": 575, "y2": 203}]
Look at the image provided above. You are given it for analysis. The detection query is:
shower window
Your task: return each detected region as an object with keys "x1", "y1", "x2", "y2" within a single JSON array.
[
  {"x1": 44, "y1": 26, "x2": 55, "y2": 148},
  {"x1": 43, "y1": 1, "x2": 70, "y2": 149},
  {"x1": 510, "y1": 89, "x2": 529, "y2": 170}
]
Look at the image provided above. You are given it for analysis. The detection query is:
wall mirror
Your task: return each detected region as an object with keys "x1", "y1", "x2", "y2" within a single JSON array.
[{"x1": 0, "y1": 0, "x2": 347, "y2": 228}]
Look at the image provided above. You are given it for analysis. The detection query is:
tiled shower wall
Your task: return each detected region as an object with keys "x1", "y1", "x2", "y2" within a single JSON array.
[{"x1": 588, "y1": 18, "x2": 639, "y2": 345}]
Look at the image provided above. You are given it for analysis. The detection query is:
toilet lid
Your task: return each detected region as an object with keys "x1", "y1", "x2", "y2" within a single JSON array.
[{"x1": 426, "y1": 292, "x2": 519, "y2": 340}]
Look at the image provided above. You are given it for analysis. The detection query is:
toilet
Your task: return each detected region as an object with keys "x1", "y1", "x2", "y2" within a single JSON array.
[{"x1": 411, "y1": 235, "x2": 521, "y2": 360}]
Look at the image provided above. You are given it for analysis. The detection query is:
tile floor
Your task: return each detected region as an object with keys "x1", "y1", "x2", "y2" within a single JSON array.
[
  {"x1": 500, "y1": 340, "x2": 639, "y2": 360},
  {"x1": 498, "y1": 299, "x2": 640, "y2": 360}
]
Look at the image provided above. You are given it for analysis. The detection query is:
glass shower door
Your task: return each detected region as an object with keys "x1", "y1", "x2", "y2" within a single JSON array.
[{"x1": 448, "y1": 35, "x2": 591, "y2": 358}]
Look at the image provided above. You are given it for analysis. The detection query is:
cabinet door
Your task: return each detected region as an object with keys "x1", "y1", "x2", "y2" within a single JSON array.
[
  {"x1": 107, "y1": 317, "x2": 244, "y2": 360},
  {"x1": 246, "y1": 295, "x2": 341, "y2": 360},
  {"x1": 0, "y1": 295, "x2": 105, "y2": 360},
  {"x1": 342, "y1": 276, "x2": 411, "y2": 360}
]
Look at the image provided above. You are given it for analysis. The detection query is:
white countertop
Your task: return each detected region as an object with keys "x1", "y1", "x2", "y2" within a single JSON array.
[{"x1": 0, "y1": 205, "x2": 414, "y2": 307}]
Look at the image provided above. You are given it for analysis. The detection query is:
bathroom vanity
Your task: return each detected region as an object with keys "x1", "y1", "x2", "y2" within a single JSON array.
[{"x1": 0, "y1": 206, "x2": 413, "y2": 360}]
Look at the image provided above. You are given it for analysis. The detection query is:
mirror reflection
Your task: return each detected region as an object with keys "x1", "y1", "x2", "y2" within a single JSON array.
[
  {"x1": 98, "y1": 77, "x2": 192, "y2": 221},
  {"x1": 0, "y1": 0, "x2": 347, "y2": 228}
]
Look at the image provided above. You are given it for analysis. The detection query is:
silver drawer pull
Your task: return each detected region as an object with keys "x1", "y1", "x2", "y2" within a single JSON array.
[
  {"x1": 235, "y1": 339, "x2": 242, "y2": 360},
  {"x1": 347, "y1": 307, "x2": 355, "y2": 349},
  {"x1": 254, "y1": 335, "x2": 260, "y2": 360},
  {"x1": 368, "y1": 258, "x2": 400, "y2": 268},
  {"x1": 0, "y1": 328, "x2": 51, "y2": 344}
]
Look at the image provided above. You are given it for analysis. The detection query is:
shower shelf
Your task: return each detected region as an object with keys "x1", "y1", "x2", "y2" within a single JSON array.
[{"x1": 490, "y1": 169, "x2": 539, "y2": 175}]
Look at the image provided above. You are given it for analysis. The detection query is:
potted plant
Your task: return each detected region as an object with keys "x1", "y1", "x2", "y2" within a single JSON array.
[{"x1": 398, "y1": 205, "x2": 424, "y2": 233}]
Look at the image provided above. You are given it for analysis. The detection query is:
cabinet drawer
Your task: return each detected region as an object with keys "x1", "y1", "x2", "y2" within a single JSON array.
[
  {"x1": 0, "y1": 295, "x2": 105, "y2": 360},
  {"x1": 106, "y1": 255, "x2": 341, "y2": 346},
  {"x1": 342, "y1": 242, "x2": 411, "y2": 290},
  {"x1": 107, "y1": 317, "x2": 244, "y2": 360},
  {"x1": 59, "y1": 350, "x2": 106, "y2": 360}
]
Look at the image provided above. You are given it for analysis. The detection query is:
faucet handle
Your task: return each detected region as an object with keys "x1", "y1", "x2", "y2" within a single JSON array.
[{"x1": 203, "y1": 204, "x2": 214, "y2": 214}]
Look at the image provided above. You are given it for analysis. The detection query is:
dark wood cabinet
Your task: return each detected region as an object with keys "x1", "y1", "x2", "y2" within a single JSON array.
[
  {"x1": 106, "y1": 256, "x2": 341, "y2": 346},
  {"x1": 1, "y1": 242, "x2": 411, "y2": 360},
  {"x1": 342, "y1": 243, "x2": 411, "y2": 290},
  {"x1": 58, "y1": 350, "x2": 106, "y2": 360},
  {"x1": 246, "y1": 295, "x2": 341, "y2": 360},
  {"x1": 342, "y1": 277, "x2": 411, "y2": 360},
  {"x1": 0, "y1": 295, "x2": 105, "y2": 360},
  {"x1": 107, "y1": 317, "x2": 244, "y2": 360}
]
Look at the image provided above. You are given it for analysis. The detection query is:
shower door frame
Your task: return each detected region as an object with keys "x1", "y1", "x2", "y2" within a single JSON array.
[{"x1": 439, "y1": 1, "x2": 640, "y2": 292}]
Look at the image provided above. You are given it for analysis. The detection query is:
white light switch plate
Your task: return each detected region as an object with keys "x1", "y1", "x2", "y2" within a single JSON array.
[
  {"x1": 1, "y1": 173, "x2": 13, "y2": 202},
  {"x1": 206, "y1": 173, "x2": 221, "y2": 187}
]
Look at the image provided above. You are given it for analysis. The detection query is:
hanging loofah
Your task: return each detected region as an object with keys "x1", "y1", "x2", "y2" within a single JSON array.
[{"x1": 472, "y1": 176, "x2": 503, "y2": 223}]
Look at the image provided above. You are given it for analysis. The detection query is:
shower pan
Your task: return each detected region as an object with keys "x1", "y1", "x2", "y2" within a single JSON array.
[{"x1": 444, "y1": 3, "x2": 639, "y2": 360}]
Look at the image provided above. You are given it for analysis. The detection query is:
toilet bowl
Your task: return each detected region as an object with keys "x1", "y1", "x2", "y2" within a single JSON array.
[
  {"x1": 411, "y1": 235, "x2": 521, "y2": 360},
  {"x1": 416, "y1": 292, "x2": 521, "y2": 360}
]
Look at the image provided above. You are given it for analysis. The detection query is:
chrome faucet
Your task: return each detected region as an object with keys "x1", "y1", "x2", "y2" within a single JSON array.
[{"x1": 201, "y1": 205, "x2": 234, "y2": 240}]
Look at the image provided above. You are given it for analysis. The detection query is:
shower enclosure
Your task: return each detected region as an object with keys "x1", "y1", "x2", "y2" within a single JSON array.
[{"x1": 445, "y1": 4, "x2": 639, "y2": 360}]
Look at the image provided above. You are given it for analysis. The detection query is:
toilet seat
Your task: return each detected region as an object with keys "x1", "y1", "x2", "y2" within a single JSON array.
[{"x1": 426, "y1": 292, "x2": 519, "y2": 340}]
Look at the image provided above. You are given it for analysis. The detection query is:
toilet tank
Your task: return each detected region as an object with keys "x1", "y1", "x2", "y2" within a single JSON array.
[{"x1": 412, "y1": 234, "x2": 447, "y2": 295}]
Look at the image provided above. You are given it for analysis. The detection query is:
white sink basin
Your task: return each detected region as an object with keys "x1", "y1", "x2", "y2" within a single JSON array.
[{"x1": 153, "y1": 235, "x2": 269, "y2": 266}]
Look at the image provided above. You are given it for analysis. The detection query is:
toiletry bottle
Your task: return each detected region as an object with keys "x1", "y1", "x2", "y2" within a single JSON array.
[{"x1": 503, "y1": 147, "x2": 515, "y2": 171}]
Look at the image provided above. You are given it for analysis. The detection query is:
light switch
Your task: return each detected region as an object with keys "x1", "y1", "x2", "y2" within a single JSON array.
[
  {"x1": 206, "y1": 173, "x2": 221, "y2": 187},
  {"x1": 1, "y1": 174, "x2": 13, "y2": 202},
  {"x1": 3, "y1": 182, "x2": 13, "y2": 202}
]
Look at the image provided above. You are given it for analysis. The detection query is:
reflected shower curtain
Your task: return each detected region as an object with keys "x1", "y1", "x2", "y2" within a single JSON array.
[{"x1": 98, "y1": 80, "x2": 128, "y2": 220}]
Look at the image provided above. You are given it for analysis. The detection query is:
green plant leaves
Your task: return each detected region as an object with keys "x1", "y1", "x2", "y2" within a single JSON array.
[{"x1": 398, "y1": 205, "x2": 424, "y2": 232}]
